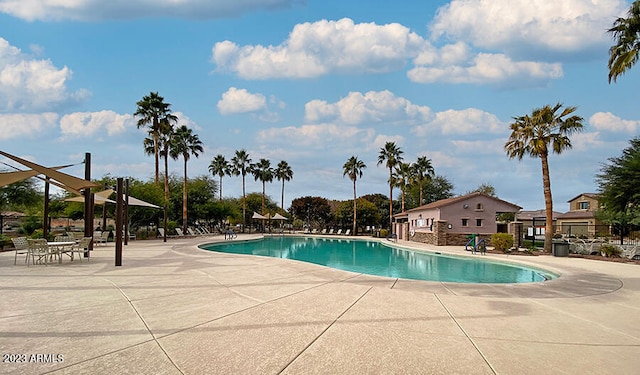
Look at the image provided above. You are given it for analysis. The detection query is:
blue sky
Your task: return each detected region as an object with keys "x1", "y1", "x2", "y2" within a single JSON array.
[{"x1": 1, "y1": 0, "x2": 638, "y2": 212}]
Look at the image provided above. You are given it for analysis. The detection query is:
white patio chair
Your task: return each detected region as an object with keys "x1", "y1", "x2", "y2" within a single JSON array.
[
  {"x1": 11, "y1": 237, "x2": 29, "y2": 265},
  {"x1": 69, "y1": 237, "x2": 91, "y2": 262},
  {"x1": 27, "y1": 239, "x2": 49, "y2": 266}
]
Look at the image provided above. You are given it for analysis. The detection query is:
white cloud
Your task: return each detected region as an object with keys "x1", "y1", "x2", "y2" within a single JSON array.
[
  {"x1": 212, "y1": 18, "x2": 427, "y2": 79},
  {"x1": 59, "y1": 111, "x2": 135, "y2": 137},
  {"x1": 0, "y1": 112, "x2": 58, "y2": 140},
  {"x1": 0, "y1": 37, "x2": 89, "y2": 112},
  {"x1": 0, "y1": 0, "x2": 301, "y2": 21},
  {"x1": 589, "y1": 112, "x2": 640, "y2": 133},
  {"x1": 305, "y1": 90, "x2": 433, "y2": 125},
  {"x1": 217, "y1": 87, "x2": 267, "y2": 115},
  {"x1": 408, "y1": 52, "x2": 563, "y2": 86},
  {"x1": 413, "y1": 108, "x2": 505, "y2": 136},
  {"x1": 257, "y1": 123, "x2": 371, "y2": 150},
  {"x1": 430, "y1": 0, "x2": 627, "y2": 58}
]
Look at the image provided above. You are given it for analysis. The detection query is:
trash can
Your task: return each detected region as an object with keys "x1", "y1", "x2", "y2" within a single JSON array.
[{"x1": 552, "y1": 240, "x2": 569, "y2": 257}]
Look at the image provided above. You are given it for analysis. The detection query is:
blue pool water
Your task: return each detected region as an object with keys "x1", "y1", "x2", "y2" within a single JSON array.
[{"x1": 200, "y1": 236, "x2": 554, "y2": 283}]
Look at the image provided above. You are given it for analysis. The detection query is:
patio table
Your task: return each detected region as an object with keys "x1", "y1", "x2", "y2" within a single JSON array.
[{"x1": 47, "y1": 241, "x2": 76, "y2": 263}]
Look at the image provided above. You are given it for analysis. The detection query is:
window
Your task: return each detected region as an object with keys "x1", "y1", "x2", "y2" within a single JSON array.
[
  {"x1": 578, "y1": 201, "x2": 589, "y2": 210},
  {"x1": 461, "y1": 218, "x2": 469, "y2": 227},
  {"x1": 476, "y1": 219, "x2": 483, "y2": 227},
  {"x1": 476, "y1": 203, "x2": 483, "y2": 211}
]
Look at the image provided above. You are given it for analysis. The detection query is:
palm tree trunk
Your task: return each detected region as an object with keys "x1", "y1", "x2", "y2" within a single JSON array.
[
  {"x1": 388, "y1": 166, "x2": 393, "y2": 234},
  {"x1": 163, "y1": 148, "x2": 169, "y2": 243},
  {"x1": 541, "y1": 152, "x2": 553, "y2": 252},
  {"x1": 419, "y1": 180, "x2": 423, "y2": 206},
  {"x1": 241, "y1": 173, "x2": 246, "y2": 232},
  {"x1": 262, "y1": 181, "x2": 266, "y2": 214},
  {"x1": 353, "y1": 179, "x2": 357, "y2": 235},
  {"x1": 281, "y1": 180, "x2": 285, "y2": 211},
  {"x1": 183, "y1": 159, "x2": 188, "y2": 233},
  {"x1": 219, "y1": 176, "x2": 223, "y2": 201},
  {"x1": 154, "y1": 133, "x2": 160, "y2": 185}
]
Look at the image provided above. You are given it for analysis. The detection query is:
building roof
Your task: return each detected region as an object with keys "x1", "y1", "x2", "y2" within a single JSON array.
[
  {"x1": 516, "y1": 209, "x2": 562, "y2": 220},
  {"x1": 407, "y1": 192, "x2": 522, "y2": 212},
  {"x1": 557, "y1": 211, "x2": 596, "y2": 220},
  {"x1": 566, "y1": 193, "x2": 599, "y2": 203}
]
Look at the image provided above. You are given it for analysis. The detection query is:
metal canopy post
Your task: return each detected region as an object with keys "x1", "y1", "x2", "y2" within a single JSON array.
[{"x1": 115, "y1": 178, "x2": 123, "y2": 266}]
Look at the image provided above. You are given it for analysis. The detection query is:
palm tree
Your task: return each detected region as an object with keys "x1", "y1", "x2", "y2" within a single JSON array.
[
  {"x1": 231, "y1": 149, "x2": 251, "y2": 231},
  {"x1": 377, "y1": 141, "x2": 404, "y2": 233},
  {"x1": 394, "y1": 162, "x2": 412, "y2": 212},
  {"x1": 505, "y1": 103, "x2": 584, "y2": 252},
  {"x1": 169, "y1": 126, "x2": 204, "y2": 233},
  {"x1": 608, "y1": 1, "x2": 640, "y2": 83},
  {"x1": 134, "y1": 92, "x2": 178, "y2": 184},
  {"x1": 250, "y1": 158, "x2": 274, "y2": 215},
  {"x1": 156, "y1": 120, "x2": 174, "y2": 242},
  {"x1": 274, "y1": 160, "x2": 293, "y2": 211},
  {"x1": 343, "y1": 156, "x2": 366, "y2": 235},
  {"x1": 208, "y1": 154, "x2": 231, "y2": 201},
  {"x1": 412, "y1": 156, "x2": 435, "y2": 206}
]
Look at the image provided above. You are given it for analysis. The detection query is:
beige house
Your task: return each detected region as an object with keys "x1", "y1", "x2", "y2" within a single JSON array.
[
  {"x1": 556, "y1": 193, "x2": 607, "y2": 237},
  {"x1": 395, "y1": 192, "x2": 521, "y2": 246}
]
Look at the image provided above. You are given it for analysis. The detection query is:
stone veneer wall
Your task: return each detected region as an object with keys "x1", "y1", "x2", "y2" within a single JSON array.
[{"x1": 408, "y1": 219, "x2": 495, "y2": 247}]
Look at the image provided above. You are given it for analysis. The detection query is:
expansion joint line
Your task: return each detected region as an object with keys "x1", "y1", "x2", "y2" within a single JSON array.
[
  {"x1": 434, "y1": 294, "x2": 497, "y2": 375},
  {"x1": 108, "y1": 279, "x2": 185, "y2": 375},
  {"x1": 278, "y1": 287, "x2": 373, "y2": 374}
]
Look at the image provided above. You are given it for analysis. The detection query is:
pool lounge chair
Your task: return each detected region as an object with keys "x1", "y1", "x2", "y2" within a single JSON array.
[
  {"x1": 336, "y1": 229, "x2": 342, "y2": 235},
  {"x1": 327, "y1": 229, "x2": 333, "y2": 235},
  {"x1": 344, "y1": 229, "x2": 350, "y2": 236}
]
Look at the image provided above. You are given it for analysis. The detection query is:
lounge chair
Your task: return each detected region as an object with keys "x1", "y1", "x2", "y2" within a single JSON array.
[
  {"x1": 187, "y1": 227, "x2": 199, "y2": 236},
  {"x1": 327, "y1": 229, "x2": 333, "y2": 235},
  {"x1": 11, "y1": 237, "x2": 29, "y2": 265},
  {"x1": 344, "y1": 229, "x2": 351, "y2": 236},
  {"x1": 336, "y1": 229, "x2": 342, "y2": 235},
  {"x1": 311, "y1": 228, "x2": 318, "y2": 234}
]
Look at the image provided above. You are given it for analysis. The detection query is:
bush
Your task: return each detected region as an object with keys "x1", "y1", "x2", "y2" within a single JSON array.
[
  {"x1": 599, "y1": 244, "x2": 622, "y2": 258},
  {"x1": 379, "y1": 229, "x2": 389, "y2": 238},
  {"x1": 0, "y1": 234, "x2": 10, "y2": 249},
  {"x1": 490, "y1": 233, "x2": 514, "y2": 253}
]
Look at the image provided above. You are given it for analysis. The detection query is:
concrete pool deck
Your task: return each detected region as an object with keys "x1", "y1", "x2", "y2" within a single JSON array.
[{"x1": 1, "y1": 234, "x2": 639, "y2": 374}]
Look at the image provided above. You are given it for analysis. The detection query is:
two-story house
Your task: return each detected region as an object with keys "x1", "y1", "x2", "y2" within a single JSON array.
[{"x1": 556, "y1": 193, "x2": 607, "y2": 237}]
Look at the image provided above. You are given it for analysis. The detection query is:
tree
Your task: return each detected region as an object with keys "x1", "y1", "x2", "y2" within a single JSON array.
[
  {"x1": 169, "y1": 125, "x2": 203, "y2": 233},
  {"x1": 466, "y1": 183, "x2": 497, "y2": 197},
  {"x1": 208, "y1": 154, "x2": 230, "y2": 201},
  {"x1": 596, "y1": 137, "x2": 640, "y2": 243},
  {"x1": 377, "y1": 141, "x2": 403, "y2": 232},
  {"x1": 411, "y1": 156, "x2": 435, "y2": 206},
  {"x1": 505, "y1": 103, "x2": 584, "y2": 252},
  {"x1": 250, "y1": 158, "x2": 274, "y2": 215},
  {"x1": 334, "y1": 198, "x2": 380, "y2": 230},
  {"x1": 134, "y1": 92, "x2": 178, "y2": 184},
  {"x1": 343, "y1": 156, "x2": 366, "y2": 235},
  {"x1": 289, "y1": 196, "x2": 332, "y2": 229},
  {"x1": 274, "y1": 160, "x2": 293, "y2": 211},
  {"x1": 393, "y1": 162, "x2": 412, "y2": 212},
  {"x1": 231, "y1": 150, "x2": 251, "y2": 231},
  {"x1": 157, "y1": 120, "x2": 175, "y2": 241},
  {"x1": 608, "y1": 1, "x2": 640, "y2": 83}
]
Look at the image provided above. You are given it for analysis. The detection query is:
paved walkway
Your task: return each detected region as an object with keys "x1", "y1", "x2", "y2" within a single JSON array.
[{"x1": 1, "y1": 234, "x2": 639, "y2": 374}]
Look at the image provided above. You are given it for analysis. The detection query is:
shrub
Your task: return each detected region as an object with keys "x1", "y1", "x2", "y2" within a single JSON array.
[
  {"x1": 0, "y1": 234, "x2": 10, "y2": 249},
  {"x1": 379, "y1": 229, "x2": 389, "y2": 238},
  {"x1": 599, "y1": 244, "x2": 622, "y2": 258},
  {"x1": 490, "y1": 233, "x2": 514, "y2": 253}
]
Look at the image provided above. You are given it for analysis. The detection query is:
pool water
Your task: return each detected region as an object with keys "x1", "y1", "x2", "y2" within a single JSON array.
[{"x1": 201, "y1": 236, "x2": 554, "y2": 283}]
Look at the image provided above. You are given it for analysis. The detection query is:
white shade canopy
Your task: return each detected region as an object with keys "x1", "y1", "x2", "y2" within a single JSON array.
[{"x1": 252, "y1": 212, "x2": 267, "y2": 219}]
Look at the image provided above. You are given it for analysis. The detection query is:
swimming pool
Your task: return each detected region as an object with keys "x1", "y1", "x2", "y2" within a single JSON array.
[{"x1": 200, "y1": 236, "x2": 555, "y2": 283}]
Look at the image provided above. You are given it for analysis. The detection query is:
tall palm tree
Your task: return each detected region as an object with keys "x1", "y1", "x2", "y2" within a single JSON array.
[
  {"x1": 156, "y1": 120, "x2": 174, "y2": 242},
  {"x1": 377, "y1": 141, "x2": 404, "y2": 233},
  {"x1": 274, "y1": 160, "x2": 293, "y2": 211},
  {"x1": 250, "y1": 158, "x2": 274, "y2": 215},
  {"x1": 412, "y1": 156, "x2": 435, "y2": 206},
  {"x1": 169, "y1": 126, "x2": 203, "y2": 233},
  {"x1": 394, "y1": 162, "x2": 412, "y2": 212},
  {"x1": 208, "y1": 154, "x2": 230, "y2": 201},
  {"x1": 231, "y1": 149, "x2": 251, "y2": 231},
  {"x1": 505, "y1": 103, "x2": 584, "y2": 252},
  {"x1": 343, "y1": 156, "x2": 366, "y2": 235},
  {"x1": 608, "y1": 1, "x2": 640, "y2": 83},
  {"x1": 134, "y1": 92, "x2": 178, "y2": 184}
]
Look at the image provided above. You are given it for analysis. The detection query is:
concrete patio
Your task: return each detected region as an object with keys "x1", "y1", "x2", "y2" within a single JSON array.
[{"x1": 1, "y1": 234, "x2": 639, "y2": 374}]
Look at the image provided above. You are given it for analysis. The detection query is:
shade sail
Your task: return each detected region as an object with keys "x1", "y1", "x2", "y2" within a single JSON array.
[
  {"x1": 0, "y1": 164, "x2": 75, "y2": 188},
  {"x1": 252, "y1": 212, "x2": 267, "y2": 219},
  {"x1": 0, "y1": 151, "x2": 99, "y2": 193},
  {"x1": 126, "y1": 196, "x2": 160, "y2": 209},
  {"x1": 271, "y1": 213, "x2": 288, "y2": 220},
  {"x1": 65, "y1": 195, "x2": 116, "y2": 205}
]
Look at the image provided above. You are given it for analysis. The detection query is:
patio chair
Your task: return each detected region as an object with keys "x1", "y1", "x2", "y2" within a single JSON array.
[
  {"x1": 336, "y1": 229, "x2": 342, "y2": 235},
  {"x1": 11, "y1": 237, "x2": 29, "y2": 265},
  {"x1": 27, "y1": 239, "x2": 49, "y2": 266},
  {"x1": 311, "y1": 228, "x2": 318, "y2": 234},
  {"x1": 327, "y1": 228, "x2": 334, "y2": 235},
  {"x1": 187, "y1": 227, "x2": 199, "y2": 236},
  {"x1": 175, "y1": 228, "x2": 185, "y2": 236},
  {"x1": 344, "y1": 229, "x2": 351, "y2": 236},
  {"x1": 68, "y1": 237, "x2": 91, "y2": 262}
]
